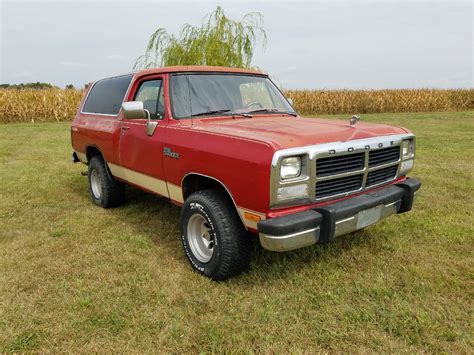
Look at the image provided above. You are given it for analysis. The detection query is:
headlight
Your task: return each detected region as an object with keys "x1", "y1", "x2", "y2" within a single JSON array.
[
  {"x1": 280, "y1": 156, "x2": 301, "y2": 180},
  {"x1": 399, "y1": 159, "x2": 414, "y2": 175},
  {"x1": 402, "y1": 139, "x2": 415, "y2": 159},
  {"x1": 277, "y1": 184, "x2": 308, "y2": 201}
]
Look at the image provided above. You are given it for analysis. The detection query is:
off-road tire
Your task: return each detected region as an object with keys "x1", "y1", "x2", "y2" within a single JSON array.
[
  {"x1": 180, "y1": 189, "x2": 252, "y2": 280},
  {"x1": 88, "y1": 155, "x2": 125, "y2": 208}
]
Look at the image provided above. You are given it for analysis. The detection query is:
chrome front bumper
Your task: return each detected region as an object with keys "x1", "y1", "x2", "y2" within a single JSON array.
[
  {"x1": 258, "y1": 178, "x2": 421, "y2": 252},
  {"x1": 334, "y1": 200, "x2": 399, "y2": 237},
  {"x1": 260, "y1": 227, "x2": 321, "y2": 252}
]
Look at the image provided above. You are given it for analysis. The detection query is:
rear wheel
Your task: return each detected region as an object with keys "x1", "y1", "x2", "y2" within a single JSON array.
[
  {"x1": 88, "y1": 155, "x2": 125, "y2": 208},
  {"x1": 180, "y1": 190, "x2": 252, "y2": 280}
]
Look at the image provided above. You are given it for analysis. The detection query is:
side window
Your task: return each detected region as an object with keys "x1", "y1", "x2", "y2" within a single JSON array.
[
  {"x1": 134, "y1": 79, "x2": 164, "y2": 120},
  {"x1": 82, "y1": 74, "x2": 133, "y2": 115}
]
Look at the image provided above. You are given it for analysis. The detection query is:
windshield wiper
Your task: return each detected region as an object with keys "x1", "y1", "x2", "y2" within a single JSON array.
[
  {"x1": 191, "y1": 109, "x2": 252, "y2": 118},
  {"x1": 191, "y1": 109, "x2": 231, "y2": 117},
  {"x1": 225, "y1": 111, "x2": 252, "y2": 118},
  {"x1": 246, "y1": 108, "x2": 298, "y2": 117}
]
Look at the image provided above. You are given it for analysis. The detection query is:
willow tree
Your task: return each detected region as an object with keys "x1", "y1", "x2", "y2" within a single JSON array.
[{"x1": 133, "y1": 6, "x2": 266, "y2": 69}]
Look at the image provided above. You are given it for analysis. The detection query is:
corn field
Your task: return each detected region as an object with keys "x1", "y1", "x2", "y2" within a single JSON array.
[
  {"x1": 0, "y1": 89, "x2": 83, "y2": 123},
  {"x1": 0, "y1": 88, "x2": 472, "y2": 123},
  {"x1": 285, "y1": 89, "x2": 474, "y2": 116}
]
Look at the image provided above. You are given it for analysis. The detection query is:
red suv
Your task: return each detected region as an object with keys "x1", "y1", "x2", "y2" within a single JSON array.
[{"x1": 71, "y1": 66, "x2": 420, "y2": 280}]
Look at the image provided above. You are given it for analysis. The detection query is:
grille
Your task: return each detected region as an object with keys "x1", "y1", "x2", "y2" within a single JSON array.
[
  {"x1": 316, "y1": 152, "x2": 365, "y2": 177},
  {"x1": 369, "y1": 146, "x2": 400, "y2": 167},
  {"x1": 366, "y1": 166, "x2": 398, "y2": 186},
  {"x1": 315, "y1": 174, "x2": 363, "y2": 199}
]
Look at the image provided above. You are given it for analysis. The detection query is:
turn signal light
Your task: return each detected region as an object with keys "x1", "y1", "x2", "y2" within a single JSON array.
[{"x1": 244, "y1": 212, "x2": 261, "y2": 222}]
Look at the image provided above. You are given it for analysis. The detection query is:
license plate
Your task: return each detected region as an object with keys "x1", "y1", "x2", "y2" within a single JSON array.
[{"x1": 356, "y1": 205, "x2": 382, "y2": 229}]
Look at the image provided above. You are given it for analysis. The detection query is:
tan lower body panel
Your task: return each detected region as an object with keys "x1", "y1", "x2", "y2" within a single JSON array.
[
  {"x1": 108, "y1": 163, "x2": 169, "y2": 198},
  {"x1": 107, "y1": 163, "x2": 264, "y2": 230},
  {"x1": 167, "y1": 182, "x2": 184, "y2": 203}
]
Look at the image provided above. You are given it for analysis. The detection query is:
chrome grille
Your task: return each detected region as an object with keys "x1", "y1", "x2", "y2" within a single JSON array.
[
  {"x1": 315, "y1": 145, "x2": 401, "y2": 200},
  {"x1": 270, "y1": 133, "x2": 414, "y2": 208},
  {"x1": 316, "y1": 174, "x2": 363, "y2": 199},
  {"x1": 367, "y1": 166, "x2": 398, "y2": 186},
  {"x1": 316, "y1": 153, "x2": 364, "y2": 177},
  {"x1": 369, "y1": 146, "x2": 400, "y2": 167}
]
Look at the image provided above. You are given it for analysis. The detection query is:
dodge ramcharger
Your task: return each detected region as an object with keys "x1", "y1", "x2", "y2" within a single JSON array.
[{"x1": 71, "y1": 66, "x2": 421, "y2": 280}]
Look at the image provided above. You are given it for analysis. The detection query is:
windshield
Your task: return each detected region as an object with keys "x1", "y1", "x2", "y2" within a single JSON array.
[{"x1": 170, "y1": 73, "x2": 294, "y2": 119}]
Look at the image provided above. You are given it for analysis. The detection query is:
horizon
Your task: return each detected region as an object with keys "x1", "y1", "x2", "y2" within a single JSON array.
[{"x1": 1, "y1": 80, "x2": 474, "y2": 91}]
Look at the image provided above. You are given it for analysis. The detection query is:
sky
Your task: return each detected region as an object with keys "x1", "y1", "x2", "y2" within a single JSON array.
[{"x1": 1, "y1": 0, "x2": 472, "y2": 89}]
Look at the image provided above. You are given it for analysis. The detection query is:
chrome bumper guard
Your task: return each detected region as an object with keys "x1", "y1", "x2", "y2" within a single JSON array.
[{"x1": 258, "y1": 178, "x2": 421, "y2": 252}]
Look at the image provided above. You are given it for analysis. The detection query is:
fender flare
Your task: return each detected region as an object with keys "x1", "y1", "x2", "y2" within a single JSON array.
[{"x1": 181, "y1": 172, "x2": 248, "y2": 229}]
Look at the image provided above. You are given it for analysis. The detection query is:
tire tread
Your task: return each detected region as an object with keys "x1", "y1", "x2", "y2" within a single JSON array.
[
  {"x1": 181, "y1": 189, "x2": 252, "y2": 280},
  {"x1": 88, "y1": 155, "x2": 125, "y2": 208}
]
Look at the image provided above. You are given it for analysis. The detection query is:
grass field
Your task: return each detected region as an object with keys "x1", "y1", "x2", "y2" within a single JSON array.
[{"x1": 0, "y1": 111, "x2": 473, "y2": 352}]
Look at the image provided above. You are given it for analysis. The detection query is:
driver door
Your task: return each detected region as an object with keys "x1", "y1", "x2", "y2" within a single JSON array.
[{"x1": 119, "y1": 76, "x2": 169, "y2": 197}]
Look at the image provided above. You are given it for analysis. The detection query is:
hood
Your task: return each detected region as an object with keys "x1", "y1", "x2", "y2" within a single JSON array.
[{"x1": 190, "y1": 115, "x2": 408, "y2": 150}]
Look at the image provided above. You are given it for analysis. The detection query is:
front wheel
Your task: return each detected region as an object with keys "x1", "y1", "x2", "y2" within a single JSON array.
[{"x1": 180, "y1": 190, "x2": 252, "y2": 280}]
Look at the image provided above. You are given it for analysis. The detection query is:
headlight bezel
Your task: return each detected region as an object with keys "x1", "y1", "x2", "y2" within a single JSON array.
[
  {"x1": 401, "y1": 138, "x2": 415, "y2": 159},
  {"x1": 399, "y1": 137, "x2": 416, "y2": 176},
  {"x1": 273, "y1": 154, "x2": 311, "y2": 204}
]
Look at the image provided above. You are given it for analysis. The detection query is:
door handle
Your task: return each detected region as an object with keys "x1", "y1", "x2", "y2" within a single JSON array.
[{"x1": 121, "y1": 126, "x2": 130, "y2": 130}]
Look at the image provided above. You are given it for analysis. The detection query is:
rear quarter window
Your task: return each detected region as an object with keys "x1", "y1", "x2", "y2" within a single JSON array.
[{"x1": 82, "y1": 74, "x2": 133, "y2": 115}]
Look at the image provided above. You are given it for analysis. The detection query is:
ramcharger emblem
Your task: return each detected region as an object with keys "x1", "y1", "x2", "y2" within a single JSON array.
[{"x1": 163, "y1": 147, "x2": 180, "y2": 159}]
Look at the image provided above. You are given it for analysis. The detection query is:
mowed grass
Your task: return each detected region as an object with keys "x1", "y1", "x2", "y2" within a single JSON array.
[{"x1": 0, "y1": 111, "x2": 473, "y2": 352}]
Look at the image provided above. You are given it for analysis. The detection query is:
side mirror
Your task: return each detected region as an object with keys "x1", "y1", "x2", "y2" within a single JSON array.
[
  {"x1": 287, "y1": 98, "x2": 294, "y2": 106},
  {"x1": 122, "y1": 101, "x2": 146, "y2": 119},
  {"x1": 121, "y1": 101, "x2": 158, "y2": 136}
]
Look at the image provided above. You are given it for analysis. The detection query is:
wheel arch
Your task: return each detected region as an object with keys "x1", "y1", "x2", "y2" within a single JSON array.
[
  {"x1": 85, "y1": 145, "x2": 104, "y2": 163},
  {"x1": 85, "y1": 145, "x2": 115, "y2": 180},
  {"x1": 181, "y1": 173, "x2": 247, "y2": 230}
]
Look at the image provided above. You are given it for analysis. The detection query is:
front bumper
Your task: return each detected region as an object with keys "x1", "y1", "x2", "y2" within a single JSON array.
[{"x1": 258, "y1": 178, "x2": 421, "y2": 252}]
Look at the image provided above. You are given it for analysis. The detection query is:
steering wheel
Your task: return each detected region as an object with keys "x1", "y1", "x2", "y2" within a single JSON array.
[{"x1": 245, "y1": 101, "x2": 264, "y2": 110}]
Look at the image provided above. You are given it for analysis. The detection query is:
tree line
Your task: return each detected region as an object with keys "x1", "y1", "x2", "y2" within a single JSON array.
[{"x1": 0, "y1": 82, "x2": 76, "y2": 90}]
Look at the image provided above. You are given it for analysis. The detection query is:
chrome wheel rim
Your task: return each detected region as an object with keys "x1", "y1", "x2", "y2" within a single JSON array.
[
  {"x1": 90, "y1": 169, "x2": 102, "y2": 199},
  {"x1": 187, "y1": 214, "x2": 214, "y2": 263}
]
